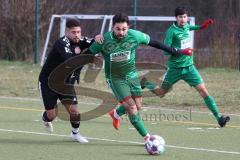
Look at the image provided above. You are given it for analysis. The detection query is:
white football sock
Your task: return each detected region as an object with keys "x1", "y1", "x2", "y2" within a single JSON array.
[
  {"x1": 113, "y1": 109, "x2": 120, "y2": 119},
  {"x1": 72, "y1": 127, "x2": 79, "y2": 134}
]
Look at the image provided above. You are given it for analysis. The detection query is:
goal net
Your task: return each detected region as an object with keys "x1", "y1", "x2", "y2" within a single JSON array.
[{"x1": 41, "y1": 14, "x2": 195, "y2": 66}]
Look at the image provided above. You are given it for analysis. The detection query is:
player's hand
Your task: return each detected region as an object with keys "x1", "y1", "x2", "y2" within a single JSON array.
[
  {"x1": 95, "y1": 34, "x2": 104, "y2": 44},
  {"x1": 200, "y1": 19, "x2": 214, "y2": 29},
  {"x1": 181, "y1": 48, "x2": 193, "y2": 56},
  {"x1": 69, "y1": 72, "x2": 80, "y2": 84},
  {"x1": 93, "y1": 55, "x2": 103, "y2": 68},
  {"x1": 74, "y1": 74, "x2": 80, "y2": 84}
]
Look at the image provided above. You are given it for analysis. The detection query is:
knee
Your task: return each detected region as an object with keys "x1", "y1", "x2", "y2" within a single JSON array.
[
  {"x1": 46, "y1": 110, "x2": 57, "y2": 120},
  {"x1": 201, "y1": 92, "x2": 209, "y2": 98},
  {"x1": 158, "y1": 88, "x2": 168, "y2": 97},
  {"x1": 198, "y1": 88, "x2": 209, "y2": 98},
  {"x1": 69, "y1": 105, "x2": 79, "y2": 114},
  {"x1": 196, "y1": 84, "x2": 209, "y2": 98},
  {"x1": 136, "y1": 104, "x2": 142, "y2": 110},
  {"x1": 160, "y1": 90, "x2": 166, "y2": 97},
  {"x1": 127, "y1": 105, "x2": 138, "y2": 115}
]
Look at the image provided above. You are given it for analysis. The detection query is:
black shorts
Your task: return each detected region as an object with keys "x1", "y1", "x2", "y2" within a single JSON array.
[{"x1": 39, "y1": 81, "x2": 78, "y2": 110}]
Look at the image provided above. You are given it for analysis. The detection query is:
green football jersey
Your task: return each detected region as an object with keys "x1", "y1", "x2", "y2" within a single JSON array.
[
  {"x1": 89, "y1": 29, "x2": 150, "y2": 79},
  {"x1": 164, "y1": 22, "x2": 200, "y2": 68}
]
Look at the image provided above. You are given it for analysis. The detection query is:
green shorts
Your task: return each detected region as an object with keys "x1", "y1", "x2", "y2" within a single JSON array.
[
  {"x1": 161, "y1": 65, "x2": 203, "y2": 89},
  {"x1": 107, "y1": 77, "x2": 142, "y2": 102}
]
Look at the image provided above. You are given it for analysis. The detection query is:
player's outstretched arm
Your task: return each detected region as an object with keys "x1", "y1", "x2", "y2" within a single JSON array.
[
  {"x1": 200, "y1": 19, "x2": 214, "y2": 29},
  {"x1": 148, "y1": 39, "x2": 193, "y2": 56}
]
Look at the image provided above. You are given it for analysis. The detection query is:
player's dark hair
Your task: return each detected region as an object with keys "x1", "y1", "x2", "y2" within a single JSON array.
[
  {"x1": 174, "y1": 7, "x2": 188, "y2": 17},
  {"x1": 112, "y1": 13, "x2": 129, "y2": 25},
  {"x1": 66, "y1": 19, "x2": 81, "y2": 28}
]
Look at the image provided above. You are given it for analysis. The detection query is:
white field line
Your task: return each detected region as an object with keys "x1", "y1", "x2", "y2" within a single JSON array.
[
  {"x1": 0, "y1": 128, "x2": 240, "y2": 155},
  {"x1": 0, "y1": 96, "x2": 240, "y2": 117},
  {"x1": 0, "y1": 96, "x2": 40, "y2": 102}
]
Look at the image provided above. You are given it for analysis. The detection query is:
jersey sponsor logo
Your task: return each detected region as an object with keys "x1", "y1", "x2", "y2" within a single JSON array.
[
  {"x1": 110, "y1": 51, "x2": 130, "y2": 62},
  {"x1": 180, "y1": 38, "x2": 191, "y2": 49}
]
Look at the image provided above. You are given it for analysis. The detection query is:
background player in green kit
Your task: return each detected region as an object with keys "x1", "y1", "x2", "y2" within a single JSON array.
[
  {"x1": 85, "y1": 13, "x2": 192, "y2": 142},
  {"x1": 141, "y1": 7, "x2": 230, "y2": 127}
]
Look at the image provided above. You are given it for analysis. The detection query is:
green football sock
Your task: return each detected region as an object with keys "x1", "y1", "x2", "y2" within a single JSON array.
[
  {"x1": 144, "y1": 81, "x2": 158, "y2": 91},
  {"x1": 128, "y1": 112, "x2": 148, "y2": 137},
  {"x1": 116, "y1": 105, "x2": 126, "y2": 116},
  {"x1": 204, "y1": 96, "x2": 221, "y2": 121}
]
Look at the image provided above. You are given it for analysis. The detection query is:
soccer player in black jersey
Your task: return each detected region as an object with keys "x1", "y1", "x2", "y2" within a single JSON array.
[{"x1": 39, "y1": 18, "x2": 102, "y2": 143}]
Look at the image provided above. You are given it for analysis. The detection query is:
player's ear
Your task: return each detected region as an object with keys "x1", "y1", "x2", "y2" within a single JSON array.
[
  {"x1": 65, "y1": 28, "x2": 70, "y2": 36},
  {"x1": 112, "y1": 24, "x2": 116, "y2": 30}
]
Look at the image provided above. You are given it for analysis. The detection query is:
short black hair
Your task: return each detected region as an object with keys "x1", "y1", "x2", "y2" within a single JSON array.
[
  {"x1": 66, "y1": 19, "x2": 81, "y2": 28},
  {"x1": 112, "y1": 13, "x2": 129, "y2": 25},
  {"x1": 174, "y1": 7, "x2": 188, "y2": 17}
]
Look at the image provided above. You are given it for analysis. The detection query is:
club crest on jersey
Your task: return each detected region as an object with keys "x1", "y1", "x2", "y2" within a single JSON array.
[
  {"x1": 103, "y1": 42, "x2": 117, "y2": 52},
  {"x1": 121, "y1": 42, "x2": 132, "y2": 50},
  {"x1": 74, "y1": 47, "x2": 81, "y2": 54}
]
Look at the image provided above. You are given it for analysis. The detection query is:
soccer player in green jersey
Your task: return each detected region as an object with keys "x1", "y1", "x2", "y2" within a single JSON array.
[
  {"x1": 141, "y1": 7, "x2": 230, "y2": 127},
  {"x1": 84, "y1": 13, "x2": 192, "y2": 142}
]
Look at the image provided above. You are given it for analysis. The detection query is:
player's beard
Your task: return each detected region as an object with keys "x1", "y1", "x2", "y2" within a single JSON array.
[
  {"x1": 115, "y1": 33, "x2": 125, "y2": 40},
  {"x1": 72, "y1": 38, "x2": 80, "y2": 43}
]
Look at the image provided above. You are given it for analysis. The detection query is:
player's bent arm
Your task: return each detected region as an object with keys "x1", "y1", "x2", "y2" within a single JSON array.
[
  {"x1": 189, "y1": 25, "x2": 201, "y2": 31},
  {"x1": 82, "y1": 36, "x2": 95, "y2": 48},
  {"x1": 163, "y1": 29, "x2": 174, "y2": 55},
  {"x1": 148, "y1": 39, "x2": 193, "y2": 56},
  {"x1": 81, "y1": 49, "x2": 99, "y2": 60},
  {"x1": 190, "y1": 19, "x2": 214, "y2": 31},
  {"x1": 81, "y1": 49, "x2": 102, "y2": 67}
]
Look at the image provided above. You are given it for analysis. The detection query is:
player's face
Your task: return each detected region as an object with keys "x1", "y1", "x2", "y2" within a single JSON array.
[
  {"x1": 176, "y1": 14, "x2": 188, "y2": 27},
  {"x1": 66, "y1": 27, "x2": 81, "y2": 43},
  {"x1": 112, "y1": 22, "x2": 129, "y2": 40}
]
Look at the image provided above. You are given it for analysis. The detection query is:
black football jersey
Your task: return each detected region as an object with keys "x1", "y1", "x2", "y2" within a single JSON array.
[{"x1": 39, "y1": 36, "x2": 94, "y2": 82}]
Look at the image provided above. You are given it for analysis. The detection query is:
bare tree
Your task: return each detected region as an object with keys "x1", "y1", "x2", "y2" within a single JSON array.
[{"x1": 0, "y1": 0, "x2": 239, "y2": 69}]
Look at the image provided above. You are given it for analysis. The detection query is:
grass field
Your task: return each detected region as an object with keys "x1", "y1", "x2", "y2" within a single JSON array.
[{"x1": 0, "y1": 60, "x2": 240, "y2": 160}]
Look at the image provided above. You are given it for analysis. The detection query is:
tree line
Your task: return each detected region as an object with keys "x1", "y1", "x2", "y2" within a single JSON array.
[{"x1": 0, "y1": 0, "x2": 239, "y2": 69}]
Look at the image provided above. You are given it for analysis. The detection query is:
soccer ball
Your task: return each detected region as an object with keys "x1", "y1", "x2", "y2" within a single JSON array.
[{"x1": 145, "y1": 135, "x2": 165, "y2": 155}]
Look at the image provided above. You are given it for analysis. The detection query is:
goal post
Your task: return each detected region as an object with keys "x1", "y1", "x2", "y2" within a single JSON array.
[
  {"x1": 41, "y1": 14, "x2": 110, "y2": 66},
  {"x1": 41, "y1": 14, "x2": 195, "y2": 66}
]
